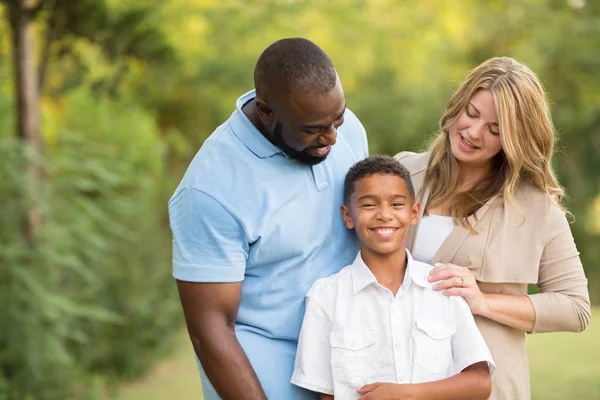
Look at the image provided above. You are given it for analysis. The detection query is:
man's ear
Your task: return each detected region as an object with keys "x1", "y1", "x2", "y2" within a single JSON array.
[
  {"x1": 410, "y1": 201, "x2": 420, "y2": 227},
  {"x1": 255, "y1": 99, "x2": 274, "y2": 123},
  {"x1": 341, "y1": 205, "x2": 354, "y2": 229}
]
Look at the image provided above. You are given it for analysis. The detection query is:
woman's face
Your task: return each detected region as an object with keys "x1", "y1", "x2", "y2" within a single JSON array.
[{"x1": 449, "y1": 90, "x2": 503, "y2": 169}]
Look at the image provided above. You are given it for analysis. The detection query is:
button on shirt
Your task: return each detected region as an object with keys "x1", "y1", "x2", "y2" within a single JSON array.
[
  {"x1": 168, "y1": 90, "x2": 369, "y2": 399},
  {"x1": 291, "y1": 250, "x2": 495, "y2": 400}
]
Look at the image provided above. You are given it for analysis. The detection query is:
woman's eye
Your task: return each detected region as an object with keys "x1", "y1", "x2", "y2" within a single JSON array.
[
  {"x1": 466, "y1": 110, "x2": 476, "y2": 119},
  {"x1": 489, "y1": 128, "x2": 500, "y2": 136}
]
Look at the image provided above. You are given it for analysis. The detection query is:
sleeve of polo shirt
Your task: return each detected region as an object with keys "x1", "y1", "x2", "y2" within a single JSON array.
[
  {"x1": 450, "y1": 297, "x2": 496, "y2": 376},
  {"x1": 291, "y1": 295, "x2": 334, "y2": 395},
  {"x1": 169, "y1": 186, "x2": 248, "y2": 282}
]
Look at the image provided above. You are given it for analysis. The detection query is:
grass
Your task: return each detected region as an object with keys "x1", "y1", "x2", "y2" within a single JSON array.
[{"x1": 115, "y1": 307, "x2": 599, "y2": 400}]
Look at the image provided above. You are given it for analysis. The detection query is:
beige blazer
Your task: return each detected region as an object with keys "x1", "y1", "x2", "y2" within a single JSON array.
[{"x1": 395, "y1": 151, "x2": 591, "y2": 400}]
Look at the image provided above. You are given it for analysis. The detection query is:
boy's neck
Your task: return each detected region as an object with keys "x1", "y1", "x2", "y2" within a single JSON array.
[{"x1": 360, "y1": 247, "x2": 408, "y2": 296}]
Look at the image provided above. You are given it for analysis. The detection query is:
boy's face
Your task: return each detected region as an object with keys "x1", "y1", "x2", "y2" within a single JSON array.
[{"x1": 341, "y1": 173, "x2": 419, "y2": 257}]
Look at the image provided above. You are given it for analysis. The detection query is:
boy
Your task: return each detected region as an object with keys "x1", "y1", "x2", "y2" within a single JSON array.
[{"x1": 291, "y1": 156, "x2": 494, "y2": 399}]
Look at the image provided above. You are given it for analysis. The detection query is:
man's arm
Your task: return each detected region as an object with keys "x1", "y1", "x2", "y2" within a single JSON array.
[
  {"x1": 357, "y1": 362, "x2": 490, "y2": 400},
  {"x1": 177, "y1": 280, "x2": 267, "y2": 400}
]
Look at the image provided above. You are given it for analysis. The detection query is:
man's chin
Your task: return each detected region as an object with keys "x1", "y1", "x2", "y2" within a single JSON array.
[{"x1": 292, "y1": 151, "x2": 327, "y2": 165}]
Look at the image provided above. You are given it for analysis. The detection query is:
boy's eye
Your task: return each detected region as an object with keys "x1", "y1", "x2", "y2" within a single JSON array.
[
  {"x1": 361, "y1": 203, "x2": 376, "y2": 208},
  {"x1": 392, "y1": 202, "x2": 405, "y2": 207}
]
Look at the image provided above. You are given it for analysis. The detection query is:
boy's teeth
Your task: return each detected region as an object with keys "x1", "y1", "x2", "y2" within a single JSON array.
[{"x1": 375, "y1": 228, "x2": 395, "y2": 235}]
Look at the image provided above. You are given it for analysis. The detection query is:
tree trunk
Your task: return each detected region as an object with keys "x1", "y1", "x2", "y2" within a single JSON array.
[{"x1": 7, "y1": 0, "x2": 43, "y2": 243}]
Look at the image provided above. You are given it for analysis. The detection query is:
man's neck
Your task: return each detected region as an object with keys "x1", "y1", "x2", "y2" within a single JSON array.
[{"x1": 361, "y1": 248, "x2": 408, "y2": 296}]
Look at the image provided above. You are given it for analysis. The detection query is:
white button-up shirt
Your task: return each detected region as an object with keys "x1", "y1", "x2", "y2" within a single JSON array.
[{"x1": 291, "y1": 250, "x2": 495, "y2": 399}]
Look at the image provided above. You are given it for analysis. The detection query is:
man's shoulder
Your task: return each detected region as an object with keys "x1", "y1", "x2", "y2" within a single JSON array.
[
  {"x1": 175, "y1": 120, "x2": 261, "y2": 195},
  {"x1": 337, "y1": 108, "x2": 368, "y2": 157}
]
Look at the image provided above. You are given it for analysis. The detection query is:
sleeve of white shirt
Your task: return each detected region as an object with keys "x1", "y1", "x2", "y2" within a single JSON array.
[
  {"x1": 451, "y1": 297, "x2": 496, "y2": 375},
  {"x1": 291, "y1": 295, "x2": 334, "y2": 395}
]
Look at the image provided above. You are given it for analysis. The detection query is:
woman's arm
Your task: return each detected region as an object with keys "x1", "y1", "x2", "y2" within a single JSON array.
[
  {"x1": 527, "y1": 205, "x2": 591, "y2": 333},
  {"x1": 427, "y1": 264, "x2": 536, "y2": 331},
  {"x1": 428, "y1": 206, "x2": 590, "y2": 333}
]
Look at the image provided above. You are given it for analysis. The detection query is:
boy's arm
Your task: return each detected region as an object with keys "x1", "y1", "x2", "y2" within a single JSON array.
[
  {"x1": 359, "y1": 295, "x2": 494, "y2": 400},
  {"x1": 357, "y1": 362, "x2": 490, "y2": 400},
  {"x1": 291, "y1": 294, "x2": 335, "y2": 396},
  {"x1": 320, "y1": 395, "x2": 334, "y2": 400}
]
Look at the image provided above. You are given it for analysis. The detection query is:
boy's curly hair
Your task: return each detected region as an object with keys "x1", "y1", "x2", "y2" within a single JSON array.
[{"x1": 343, "y1": 155, "x2": 415, "y2": 205}]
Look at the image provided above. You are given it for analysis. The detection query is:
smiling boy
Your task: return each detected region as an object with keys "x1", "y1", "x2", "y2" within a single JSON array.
[{"x1": 291, "y1": 155, "x2": 495, "y2": 400}]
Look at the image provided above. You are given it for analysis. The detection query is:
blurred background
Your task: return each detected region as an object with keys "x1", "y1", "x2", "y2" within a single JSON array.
[{"x1": 0, "y1": 0, "x2": 598, "y2": 399}]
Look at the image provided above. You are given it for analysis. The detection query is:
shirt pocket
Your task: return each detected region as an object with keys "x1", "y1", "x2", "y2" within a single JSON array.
[
  {"x1": 330, "y1": 328, "x2": 380, "y2": 386},
  {"x1": 413, "y1": 318, "x2": 455, "y2": 374}
]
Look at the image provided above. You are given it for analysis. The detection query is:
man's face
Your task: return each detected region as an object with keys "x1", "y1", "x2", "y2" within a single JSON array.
[
  {"x1": 341, "y1": 174, "x2": 419, "y2": 259},
  {"x1": 265, "y1": 78, "x2": 346, "y2": 165}
]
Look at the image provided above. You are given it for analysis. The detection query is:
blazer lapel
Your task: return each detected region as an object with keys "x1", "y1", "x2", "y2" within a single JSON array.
[{"x1": 430, "y1": 196, "x2": 499, "y2": 265}]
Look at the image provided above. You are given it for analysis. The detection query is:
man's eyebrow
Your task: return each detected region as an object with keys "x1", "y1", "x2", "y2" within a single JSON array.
[
  {"x1": 469, "y1": 102, "x2": 499, "y2": 126},
  {"x1": 302, "y1": 105, "x2": 346, "y2": 129}
]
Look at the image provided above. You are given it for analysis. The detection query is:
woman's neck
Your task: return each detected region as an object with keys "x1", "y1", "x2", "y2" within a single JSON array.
[{"x1": 457, "y1": 161, "x2": 492, "y2": 191}]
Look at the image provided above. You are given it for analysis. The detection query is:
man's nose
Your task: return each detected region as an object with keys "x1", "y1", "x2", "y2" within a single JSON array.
[{"x1": 318, "y1": 126, "x2": 337, "y2": 146}]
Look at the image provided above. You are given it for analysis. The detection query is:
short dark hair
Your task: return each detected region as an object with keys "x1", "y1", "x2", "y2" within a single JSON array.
[
  {"x1": 343, "y1": 155, "x2": 415, "y2": 205},
  {"x1": 254, "y1": 38, "x2": 337, "y2": 99}
]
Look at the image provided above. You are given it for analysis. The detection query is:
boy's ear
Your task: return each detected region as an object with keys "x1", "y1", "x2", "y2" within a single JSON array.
[
  {"x1": 340, "y1": 205, "x2": 354, "y2": 229},
  {"x1": 410, "y1": 201, "x2": 420, "y2": 227}
]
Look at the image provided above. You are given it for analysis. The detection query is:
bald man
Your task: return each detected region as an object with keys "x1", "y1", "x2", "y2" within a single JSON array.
[{"x1": 169, "y1": 38, "x2": 369, "y2": 399}]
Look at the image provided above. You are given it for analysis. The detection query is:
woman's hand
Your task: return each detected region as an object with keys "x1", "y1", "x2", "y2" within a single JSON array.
[
  {"x1": 428, "y1": 263, "x2": 490, "y2": 316},
  {"x1": 357, "y1": 382, "x2": 416, "y2": 399}
]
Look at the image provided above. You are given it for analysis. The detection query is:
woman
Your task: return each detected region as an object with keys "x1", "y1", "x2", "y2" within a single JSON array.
[{"x1": 395, "y1": 57, "x2": 591, "y2": 400}]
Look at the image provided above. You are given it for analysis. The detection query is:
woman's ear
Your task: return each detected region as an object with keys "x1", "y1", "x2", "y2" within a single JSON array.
[{"x1": 341, "y1": 205, "x2": 354, "y2": 229}]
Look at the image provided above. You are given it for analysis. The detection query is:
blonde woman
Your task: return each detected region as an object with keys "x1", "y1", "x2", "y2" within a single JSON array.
[{"x1": 395, "y1": 57, "x2": 591, "y2": 400}]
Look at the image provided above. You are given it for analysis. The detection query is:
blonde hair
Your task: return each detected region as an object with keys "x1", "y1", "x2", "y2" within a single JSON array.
[{"x1": 424, "y1": 57, "x2": 565, "y2": 231}]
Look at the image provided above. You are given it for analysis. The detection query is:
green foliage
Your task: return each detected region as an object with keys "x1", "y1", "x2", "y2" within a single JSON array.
[
  {"x1": 1, "y1": 0, "x2": 600, "y2": 399},
  {"x1": 0, "y1": 89, "x2": 180, "y2": 400}
]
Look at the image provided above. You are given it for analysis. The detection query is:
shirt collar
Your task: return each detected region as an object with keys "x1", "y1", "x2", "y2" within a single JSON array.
[
  {"x1": 229, "y1": 90, "x2": 284, "y2": 159},
  {"x1": 350, "y1": 249, "x2": 431, "y2": 295}
]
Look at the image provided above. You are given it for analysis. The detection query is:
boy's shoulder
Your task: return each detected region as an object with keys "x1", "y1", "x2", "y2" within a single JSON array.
[{"x1": 305, "y1": 264, "x2": 354, "y2": 303}]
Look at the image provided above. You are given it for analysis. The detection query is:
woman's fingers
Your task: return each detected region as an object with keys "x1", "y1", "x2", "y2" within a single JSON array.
[
  {"x1": 441, "y1": 287, "x2": 470, "y2": 297},
  {"x1": 432, "y1": 276, "x2": 465, "y2": 290},
  {"x1": 428, "y1": 263, "x2": 470, "y2": 283}
]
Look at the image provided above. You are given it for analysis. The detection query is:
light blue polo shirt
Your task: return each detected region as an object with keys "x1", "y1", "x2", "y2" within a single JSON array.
[{"x1": 168, "y1": 90, "x2": 368, "y2": 399}]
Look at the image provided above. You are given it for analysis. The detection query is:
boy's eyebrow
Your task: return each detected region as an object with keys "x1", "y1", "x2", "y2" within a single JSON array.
[
  {"x1": 356, "y1": 194, "x2": 408, "y2": 201},
  {"x1": 302, "y1": 106, "x2": 346, "y2": 130}
]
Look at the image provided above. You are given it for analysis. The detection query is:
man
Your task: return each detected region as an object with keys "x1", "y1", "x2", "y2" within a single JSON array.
[{"x1": 169, "y1": 38, "x2": 368, "y2": 399}]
